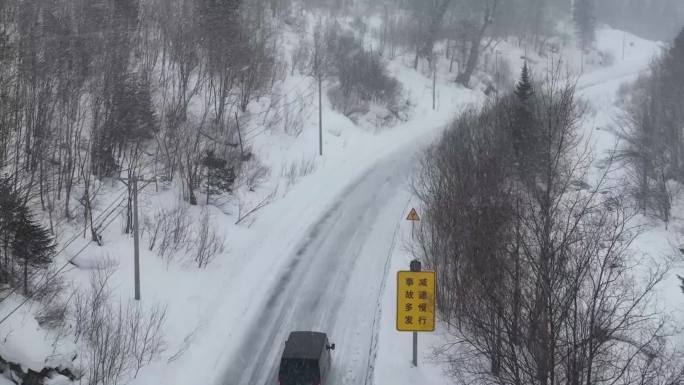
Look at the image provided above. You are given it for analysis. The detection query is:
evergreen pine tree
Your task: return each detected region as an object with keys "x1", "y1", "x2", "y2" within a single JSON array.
[
  {"x1": 511, "y1": 62, "x2": 537, "y2": 174},
  {"x1": 202, "y1": 150, "x2": 236, "y2": 204},
  {"x1": 0, "y1": 178, "x2": 19, "y2": 286},
  {"x1": 660, "y1": 26, "x2": 684, "y2": 179},
  {"x1": 674, "y1": 26, "x2": 684, "y2": 54},
  {"x1": 573, "y1": 0, "x2": 596, "y2": 51},
  {"x1": 0, "y1": 177, "x2": 55, "y2": 294},
  {"x1": 660, "y1": 26, "x2": 684, "y2": 78},
  {"x1": 668, "y1": 27, "x2": 684, "y2": 80},
  {"x1": 114, "y1": 74, "x2": 159, "y2": 143},
  {"x1": 12, "y1": 205, "x2": 56, "y2": 295},
  {"x1": 515, "y1": 62, "x2": 533, "y2": 101},
  {"x1": 130, "y1": 77, "x2": 159, "y2": 141}
]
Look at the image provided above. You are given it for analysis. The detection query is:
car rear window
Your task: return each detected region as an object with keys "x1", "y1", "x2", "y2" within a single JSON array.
[{"x1": 279, "y1": 358, "x2": 319, "y2": 385}]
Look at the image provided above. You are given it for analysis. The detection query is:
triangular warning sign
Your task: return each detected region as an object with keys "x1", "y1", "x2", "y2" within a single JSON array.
[{"x1": 407, "y1": 208, "x2": 420, "y2": 221}]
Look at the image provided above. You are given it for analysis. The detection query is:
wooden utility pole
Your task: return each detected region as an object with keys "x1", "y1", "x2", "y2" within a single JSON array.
[
  {"x1": 319, "y1": 75, "x2": 323, "y2": 156},
  {"x1": 432, "y1": 67, "x2": 436, "y2": 111},
  {"x1": 495, "y1": 50, "x2": 501, "y2": 87},
  {"x1": 312, "y1": 24, "x2": 324, "y2": 157},
  {"x1": 119, "y1": 174, "x2": 155, "y2": 301},
  {"x1": 235, "y1": 112, "x2": 245, "y2": 159},
  {"x1": 132, "y1": 175, "x2": 140, "y2": 300}
]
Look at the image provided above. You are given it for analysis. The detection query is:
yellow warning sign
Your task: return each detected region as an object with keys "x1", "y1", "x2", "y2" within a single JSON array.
[
  {"x1": 397, "y1": 271, "x2": 435, "y2": 332},
  {"x1": 406, "y1": 208, "x2": 420, "y2": 221}
]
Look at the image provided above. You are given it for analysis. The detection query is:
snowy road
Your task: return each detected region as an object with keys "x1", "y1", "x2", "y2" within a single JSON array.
[
  {"x1": 216, "y1": 29, "x2": 663, "y2": 385},
  {"x1": 222, "y1": 152, "x2": 418, "y2": 385}
]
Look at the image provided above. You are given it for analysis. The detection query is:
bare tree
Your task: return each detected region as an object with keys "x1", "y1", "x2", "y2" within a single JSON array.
[
  {"x1": 73, "y1": 267, "x2": 166, "y2": 385},
  {"x1": 148, "y1": 199, "x2": 190, "y2": 262},
  {"x1": 573, "y1": 0, "x2": 596, "y2": 52},
  {"x1": 191, "y1": 208, "x2": 225, "y2": 268},
  {"x1": 454, "y1": 0, "x2": 500, "y2": 87},
  {"x1": 616, "y1": 29, "x2": 684, "y2": 223},
  {"x1": 407, "y1": 0, "x2": 453, "y2": 69},
  {"x1": 414, "y1": 67, "x2": 684, "y2": 385}
]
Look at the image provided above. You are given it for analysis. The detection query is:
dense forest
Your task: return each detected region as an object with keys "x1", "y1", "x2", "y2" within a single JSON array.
[
  {"x1": 0, "y1": 0, "x2": 596, "y2": 298},
  {"x1": 617, "y1": 27, "x2": 684, "y2": 223},
  {"x1": 414, "y1": 20, "x2": 684, "y2": 385}
]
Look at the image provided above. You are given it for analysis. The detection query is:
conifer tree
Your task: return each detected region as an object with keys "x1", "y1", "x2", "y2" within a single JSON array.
[
  {"x1": 12, "y1": 205, "x2": 55, "y2": 295},
  {"x1": 666, "y1": 26, "x2": 684, "y2": 81},
  {"x1": 0, "y1": 177, "x2": 55, "y2": 294},
  {"x1": 0, "y1": 179, "x2": 19, "y2": 286},
  {"x1": 202, "y1": 150, "x2": 236, "y2": 204},
  {"x1": 511, "y1": 62, "x2": 538, "y2": 178},
  {"x1": 674, "y1": 26, "x2": 684, "y2": 54},
  {"x1": 514, "y1": 62, "x2": 533, "y2": 102},
  {"x1": 660, "y1": 26, "x2": 684, "y2": 178}
]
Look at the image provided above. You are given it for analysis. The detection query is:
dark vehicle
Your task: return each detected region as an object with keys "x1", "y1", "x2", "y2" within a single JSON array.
[{"x1": 278, "y1": 331, "x2": 335, "y2": 385}]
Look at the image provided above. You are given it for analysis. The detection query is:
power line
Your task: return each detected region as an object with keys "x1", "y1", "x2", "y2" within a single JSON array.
[
  {"x1": 0, "y1": 188, "x2": 128, "y2": 301},
  {"x1": 0, "y1": 192, "x2": 128, "y2": 325},
  {"x1": 240, "y1": 80, "x2": 316, "y2": 140},
  {"x1": 33, "y1": 187, "x2": 128, "y2": 275},
  {"x1": 0, "y1": 187, "x2": 128, "y2": 306},
  {"x1": 242, "y1": 96, "x2": 312, "y2": 142},
  {"x1": 240, "y1": 82, "x2": 314, "y2": 129}
]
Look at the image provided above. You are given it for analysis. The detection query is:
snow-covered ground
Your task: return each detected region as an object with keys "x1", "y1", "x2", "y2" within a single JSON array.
[
  {"x1": 1, "y1": 21, "x2": 676, "y2": 385},
  {"x1": 138, "y1": 49, "x2": 484, "y2": 385},
  {"x1": 372, "y1": 26, "x2": 677, "y2": 385},
  {"x1": 576, "y1": 28, "x2": 684, "y2": 342},
  {"x1": 0, "y1": 19, "x2": 483, "y2": 385}
]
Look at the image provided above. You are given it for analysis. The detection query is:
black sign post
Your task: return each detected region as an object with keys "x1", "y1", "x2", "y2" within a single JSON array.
[
  {"x1": 410, "y1": 259, "x2": 421, "y2": 366},
  {"x1": 410, "y1": 259, "x2": 421, "y2": 272}
]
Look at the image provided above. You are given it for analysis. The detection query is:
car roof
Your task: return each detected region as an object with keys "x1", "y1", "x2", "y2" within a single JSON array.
[{"x1": 282, "y1": 331, "x2": 328, "y2": 360}]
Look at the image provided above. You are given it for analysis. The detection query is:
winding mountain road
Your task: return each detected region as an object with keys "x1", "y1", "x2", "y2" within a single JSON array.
[{"x1": 221, "y1": 153, "x2": 418, "y2": 385}]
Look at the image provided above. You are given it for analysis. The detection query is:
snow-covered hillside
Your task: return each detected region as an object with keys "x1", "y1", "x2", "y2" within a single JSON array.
[
  {"x1": 372, "y1": 26, "x2": 677, "y2": 385},
  {"x1": 0, "y1": 5, "x2": 677, "y2": 383},
  {"x1": 0, "y1": 11, "x2": 484, "y2": 384}
]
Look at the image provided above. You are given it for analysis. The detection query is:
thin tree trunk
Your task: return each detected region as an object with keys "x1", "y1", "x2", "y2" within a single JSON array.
[
  {"x1": 23, "y1": 258, "x2": 28, "y2": 296},
  {"x1": 456, "y1": 29, "x2": 486, "y2": 87},
  {"x1": 456, "y1": 2, "x2": 497, "y2": 86},
  {"x1": 414, "y1": 46, "x2": 420, "y2": 69}
]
